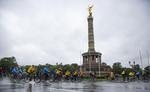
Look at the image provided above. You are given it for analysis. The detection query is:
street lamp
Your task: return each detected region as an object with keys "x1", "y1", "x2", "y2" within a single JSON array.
[{"x1": 129, "y1": 61, "x2": 136, "y2": 71}]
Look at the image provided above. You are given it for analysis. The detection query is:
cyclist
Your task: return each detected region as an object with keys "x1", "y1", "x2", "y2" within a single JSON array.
[
  {"x1": 78, "y1": 71, "x2": 83, "y2": 81},
  {"x1": 136, "y1": 71, "x2": 141, "y2": 80},
  {"x1": 27, "y1": 65, "x2": 36, "y2": 81},
  {"x1": 17, "y1": 66, "x2": 23, "y2": 80},
  {"x1": 43, "y1": 65, "x2": 49, "y2": 80},
  {"x1": 65, "y1": 70, "x2": 71, "y2": 80},
  {"x1": 11, "y1": 66, "x2": 19, "y2": 79},
  {"x1": 22, "y1": 68, "x2": 28, "y2": 80},
  {"x1": 129, "y1": 71, "x2": 135, "y2": 81},
  {"x1": 18, "y1": 67, "x2": 23, "y2": 75},
  {"x1": 121, "y1": 69, "x2": 126, "y2": 81},
  {"x1": 55, "y1": 68, "x2": 62, "y2": 81},
  {"x1": 56, "y1": 69, "x2": 61, "y2": 75},
  {"x1": 0, "y1": 67, "x2": 3, "y2": 78},
  {"x1": 73, "y1": 70, "x2": 78, "y2": 81},
  {"x1": 51, "y1": 69, "x2": 56, "y2": 81},
  {"x1": 89, "y1": 71, "x2": 96, "y2": 81}
]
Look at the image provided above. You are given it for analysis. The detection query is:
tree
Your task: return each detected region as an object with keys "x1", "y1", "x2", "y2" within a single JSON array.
[
  {"x1": 112, "y1": 62, "x2": 122, "y2": 74},
  {"x1": 0, "y1": 56, "x2": 18, "y2": 73},
  {"x1": 63, "y1": 64, "x2": 71, "y2": 71},
  {"x1": 71, "y1": 63, "x2": 79, "y2": 71},
  {"x1": 144, "y1": 66, "x2": 150, "y2": 75}
]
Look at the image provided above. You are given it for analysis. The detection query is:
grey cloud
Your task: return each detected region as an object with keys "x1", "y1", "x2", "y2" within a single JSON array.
[{"x1": 0, "y1": 0, "x2": 150, "y2": 67}]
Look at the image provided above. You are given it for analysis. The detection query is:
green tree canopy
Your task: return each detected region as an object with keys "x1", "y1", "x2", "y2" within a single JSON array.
[
  {"x1": 112, "y1": 62, "x2": 122, "y2": 74},
  {"x1": 0, "y1": 56, "x2": 18, "y2": 73}
]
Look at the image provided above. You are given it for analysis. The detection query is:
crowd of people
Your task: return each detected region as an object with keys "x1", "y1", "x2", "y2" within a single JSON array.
[
  {"x1": 109, "y1": 68, "x2": 149, "y2": 82},
  {"x1": 0, "y1": 64, "x2": 149, "y2": 83},
  {"x1": 0, "y1": 65, "x2": 84, "y2": 82}
]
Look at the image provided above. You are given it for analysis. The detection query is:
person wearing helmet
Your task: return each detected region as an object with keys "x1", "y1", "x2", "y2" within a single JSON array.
[
  {"x1": 73, "y1": 70, "x2": 78, "y2": 81},
  {"x1": 11, "y1": 66, "x2": 19, "y2": 79},
  {"x1": 27, "y1": 65, "x2": 36, "y2": 81},
  {"x1": 121, "y1": 68, "x2": 127, "y2": 81},
  {"x1": 0, "y1": 67, "x2": 3, "y2": 78},
  {"x1": 43, "y1": 65, "x2": 49, "y2": 80},
  {"x1": 65, "y1": 70, "x2": 71, "y2": 80},
  {"x1": 55, "y1": 68, "x2": 62, "y2": 81}
]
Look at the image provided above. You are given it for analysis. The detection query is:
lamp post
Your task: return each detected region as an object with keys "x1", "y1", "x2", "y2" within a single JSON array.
[
  {"x1": 129, "y1": 61, "x2": 137, "y2": 72},
  {"x1": 129, "y1": 61, "x2": 136, "y2": 71}
]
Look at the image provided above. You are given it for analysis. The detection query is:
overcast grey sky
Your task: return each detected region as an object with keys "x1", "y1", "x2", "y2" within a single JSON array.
[{"x1": 0, "y1": 0, "x2": 150, "y2": 67}]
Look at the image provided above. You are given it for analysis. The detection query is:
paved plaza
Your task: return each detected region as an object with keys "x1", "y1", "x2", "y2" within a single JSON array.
[{"x1": 0, "y1": 78, "x2": 150, "y2": 92}]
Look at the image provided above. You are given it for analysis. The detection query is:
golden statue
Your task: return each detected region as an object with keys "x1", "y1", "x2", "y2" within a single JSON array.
[{"x1": 88, "y1": 5, "x2": 93, "y2": 16}]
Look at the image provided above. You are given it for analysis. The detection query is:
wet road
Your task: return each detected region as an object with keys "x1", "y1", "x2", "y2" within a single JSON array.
[{"x1": 0, "y1": 78, "x2": 150, "y2": 92}]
